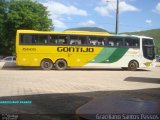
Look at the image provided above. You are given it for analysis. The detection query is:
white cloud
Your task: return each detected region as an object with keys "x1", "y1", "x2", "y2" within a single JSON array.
[
  {"x1": 95, "y1": 0, "x2": 140, "y2": 16},
  {"x1": 95, "y1": 6, "x2": 112, "y2": 16},
  {"x1": 42, "y1": 1, "x2": 88, "y2": 16},
  {"x1": 53, "y1": 19, "x2": 67, "y2": 28},
  {"x1": 145, "y1": 19, "x2": 152, "y2": 25},
  {"x1": 155, "y1": 2, "x2": 160, "y2": 14},
  {"x1": 41, "y1": 1, "x2": 88, "y2": 29},
  {"x1": 67, "y1": 17, "x2": 72, "y2": 21},
  {"x1": 120, "y1": 1, "x2": 139, "y2": 12},
  {"x1": 79, "y1": 20, "x2": 96, "y2": 26}
]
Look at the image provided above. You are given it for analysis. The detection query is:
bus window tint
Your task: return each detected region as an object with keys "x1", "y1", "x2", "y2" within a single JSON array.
[
  {"x1": 133, "y1": 39, "x2": 140, "y2": 47},
  {"x1": 58, "y1": 36, "x2": 68, "y2": 45},
  {"x1": 106, "y1": 37, "x2": 129, "y2": 47},
  {"x1": 125, "y1": 38, "x2": 139, "y2": 47},
  {"x1": 114, "y1": 38, "x2": 123, "y2": 46},
  {"x1": 20, "y1": 34, "x2": 32, "y2": 44},
  {"x1": 33, "y1": 35, "x2": 48, "y2": 44},
  {"x1": 70, "y1": 36, "x2": 80, "y2": 45},
  {"x1": 107, "y1": 37, "x2": 123, "y2": 46},
  {"x1": 69, "y1": 36, "x2": 87, "y2": 45},
  {"x1": 97, "y1": 37, "x2": 105, "y2": 45},
  {"x1": 89, "y1": 37, "x2": 105, "y2": 46},
  {"x1": 79, "y1": 36, "x2": 87, "y2": 45},
  {"x1": 142, "y1": 39, "x2": 154, "y2": 45},
  {"x1": 49, "y1": 35, "x2": 59, "y2": 44},
  {"x1": 20, "y1": 34, "x2": 48, "y2": 45},
  {"x1": 49, "y1": 35, "x2": 68, "y2": 45},
  {"x1": 106, "y1": 37, "x2": 115, "y2": 46}
]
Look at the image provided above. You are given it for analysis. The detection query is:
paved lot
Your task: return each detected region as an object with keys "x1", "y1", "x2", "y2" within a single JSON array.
[
  {"x1": 0, "y1": 67, "x2": 160, "y2": 96},
  {"x1": 0, "y1": 67, "x2": 159, "y2": 119}
]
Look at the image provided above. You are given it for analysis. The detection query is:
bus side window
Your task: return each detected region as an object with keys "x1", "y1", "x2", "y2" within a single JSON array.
[
  {"x1": 126, "y1": 42, "x2": 129, "y2": 46},
  {"x1": 106, "y1": 37, "x2": 115, "y2": 46},
  {"x1": 97, "y1": 37, "x2": 105, "y2": 45},
  {"x1": 20, "y1": 34, "x2": 32, "y2": 44},
  {"x1": 37, "y1": 35, "x2": 48, "y2": 44},
  {"x1": 69, "y1": 36, "x2": 79, "y2": 45},
  {"x1": 69, "y1": 36, "x2": 87, "y2": 45},
  {"x1": 125, "y1": 38, "x2": 140, "y2": 47},
  {"x1": 89, "y1": 37, "x2": 98, "y2": 46},
  {"x1": 133, "y1": 39, "x2": 140, "y2": 47},
  {"x1": 58, "y1": 35, "x2": 68, "y2": 45},
  {"x1": 79, "y1": 36, "x2": 87, "y2": 45},
  {"x1": 32, "y1": 35, "x2": 37, "y2": 44},
  {"x1": 125, "y1": 38, "x2": 133, "y2": 46},
  {"x1": 49, "y1": 35, "x2": 58, "y2": 44},
  {"x1": 115, "y1": 38, "x2": 123, "y2": 46},
  {"x1": 109, "y1": 41, "x2": 114, "y2": 46}
]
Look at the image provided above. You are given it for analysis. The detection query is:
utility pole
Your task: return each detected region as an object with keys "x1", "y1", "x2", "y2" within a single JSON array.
[{"x1": 115, "y1": 0, "x2": 119, "y2": 34}]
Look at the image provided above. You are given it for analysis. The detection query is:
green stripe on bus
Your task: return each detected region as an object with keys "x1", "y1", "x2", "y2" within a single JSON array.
[
  {"x1": 101, "y1": 47, "x2": 129, "y2": 63},
  {"x1": 90, "y1": 48, "x2": 116, "y2": 63}
]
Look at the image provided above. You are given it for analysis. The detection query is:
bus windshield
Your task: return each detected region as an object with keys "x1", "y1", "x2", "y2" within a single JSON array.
[{"x1": 142, "y1": 38, "x2": 155, "y2": 60}]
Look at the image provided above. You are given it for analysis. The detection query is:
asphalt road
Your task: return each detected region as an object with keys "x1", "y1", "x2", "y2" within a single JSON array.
[{"x1": 0, "y1": 67, "x2": 159, "y2": 120}]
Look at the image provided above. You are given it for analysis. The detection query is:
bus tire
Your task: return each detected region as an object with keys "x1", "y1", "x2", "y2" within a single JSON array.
[
  {"x1": 55, "y1": 59, "x2": 67, "y2": 70},
  {"x1": 128, "y1": 60, "x2": 138, "y2": 71},
  {"x1": 41, "y1": 59, "x2": 53, "y2": 70}
]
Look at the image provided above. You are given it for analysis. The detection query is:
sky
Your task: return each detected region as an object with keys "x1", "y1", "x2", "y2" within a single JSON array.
[{"x1": 39, "y1": 0, "x2": 160, "y2": 33}]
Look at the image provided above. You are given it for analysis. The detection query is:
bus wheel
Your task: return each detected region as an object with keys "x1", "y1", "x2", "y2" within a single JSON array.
[
  {"x1": 41, "y1": 59, "x2": 53, "y2": 70},
  {"x1": 128, "y1": 61, "x2": 138, "y2": 71},
  {"x1": 55, "y1": 59, "x2": 67, "y2": 70}
]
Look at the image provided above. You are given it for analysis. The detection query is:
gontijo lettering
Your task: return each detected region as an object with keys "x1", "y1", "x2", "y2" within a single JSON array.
[{"x1": 57, "y1": 47, "x2": 94, "y2": 52}]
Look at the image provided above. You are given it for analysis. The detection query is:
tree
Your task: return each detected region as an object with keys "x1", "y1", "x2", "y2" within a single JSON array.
[
  {"x1": 0, "y1": 0, "x2": 5, "y2": 31},
  {"x1": 0, "y1": 0, "x2": 6, "y2": 55},
  {"x1": 0, "y1": 0, "x2": 53, "y2": 55}
]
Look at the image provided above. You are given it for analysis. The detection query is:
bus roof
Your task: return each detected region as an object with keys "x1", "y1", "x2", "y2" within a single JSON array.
[
  {"x1": 112, "y1": 34, "x2": 153, "y2": 39},
  {"x1": 17, "y1": 30, "x2": 111, "y2": 36}
]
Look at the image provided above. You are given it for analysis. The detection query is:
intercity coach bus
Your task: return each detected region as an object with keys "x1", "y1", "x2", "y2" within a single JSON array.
[{"x1": 16, "y1": 30, "x2": 155, "y2": 70}]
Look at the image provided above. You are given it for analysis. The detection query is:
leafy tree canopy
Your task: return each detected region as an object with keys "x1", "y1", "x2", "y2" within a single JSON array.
[
  {"x1": 0, "y1": 0, "x2": 53, "y2": 55},
  {"x1": 6, "y1": 0, "x2": 53, "y2": 31}
]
